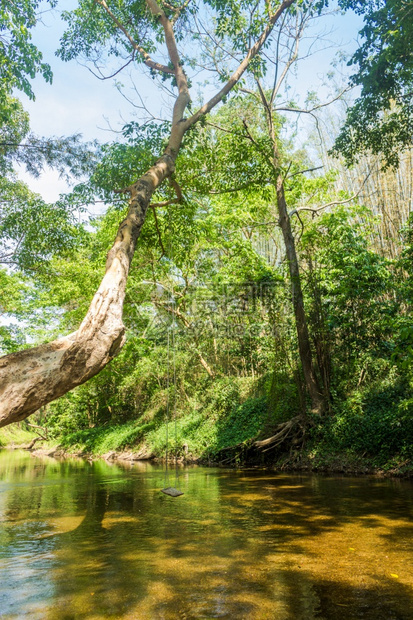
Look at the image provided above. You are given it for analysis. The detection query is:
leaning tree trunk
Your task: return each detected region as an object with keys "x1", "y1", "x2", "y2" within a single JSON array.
[
  {"x1": 0, "y1": 0, "x2": 296, "y2": 428},
  {"x1": 0, "y1": 154, "x2": 176, "y2": 427},
  {"x1": 276, "y1": 176, "x2": 324, "y2": 414}
]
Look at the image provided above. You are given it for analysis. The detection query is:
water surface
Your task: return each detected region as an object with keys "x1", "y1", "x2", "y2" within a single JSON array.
[{"x1": 0, "y1": 450, "x2": 412, "y2": 619}]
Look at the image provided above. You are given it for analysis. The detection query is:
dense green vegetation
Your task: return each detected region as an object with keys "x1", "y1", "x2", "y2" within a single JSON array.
[
  {"x1": 334, "y1": 0, "x2": 413, "y2": 167},
  {"x1": 27, "y1": 196, "x2": 411, "y2": 470},
  {"x1": 0, "y1": 0, "x2": 412, "y2": 472}
]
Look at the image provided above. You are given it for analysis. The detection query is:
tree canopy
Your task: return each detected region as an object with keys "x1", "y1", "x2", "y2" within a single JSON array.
[
  {"x1": 0, "y1": 0, "x2": 54, "y2": 100},
  {"x1": 333, "y1": 0, "x2": 413, "y2": 166}
]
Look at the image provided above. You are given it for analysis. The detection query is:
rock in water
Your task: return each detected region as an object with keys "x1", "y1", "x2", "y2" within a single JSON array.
[{"x1": 161, "y1": 487, "x2": 184, "y2": 497}]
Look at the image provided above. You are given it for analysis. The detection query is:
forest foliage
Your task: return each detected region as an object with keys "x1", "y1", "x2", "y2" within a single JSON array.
[{"x1": 0, "y1": 0, "x2": 412, "y2": 470}]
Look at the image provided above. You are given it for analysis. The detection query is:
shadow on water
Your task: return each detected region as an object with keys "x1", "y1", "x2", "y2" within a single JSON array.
[
  {"x1": 310, "y1": 573, "x2": 413, "y2": 620},
  {"x1": 0, "y1": 451, "x2": 412, "y2": 619}
]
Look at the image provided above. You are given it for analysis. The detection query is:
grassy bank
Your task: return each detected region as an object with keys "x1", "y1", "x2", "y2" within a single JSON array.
[
  {"x1": 2, "y1": 373, "x2": 411, "y2": 478},
  {"x1": 47, "y1": 393, "x2": 269, "y2": 461},
  {"x1": 0, "y1": 425, "x2": 37, "y2": 448}
]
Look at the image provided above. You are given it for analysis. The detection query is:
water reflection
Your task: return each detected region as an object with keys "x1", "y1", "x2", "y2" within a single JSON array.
[{"x1": 0, "y1": 450, "x2": 412, "y2": 619}]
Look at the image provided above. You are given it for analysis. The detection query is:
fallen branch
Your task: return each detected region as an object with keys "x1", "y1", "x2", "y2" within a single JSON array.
[
  {"x1": 26, "y1": 437, "x2": 43, "y2": 450},
  {"x1": 27, "y1": 422, "x2": 49, "y2": 440}
]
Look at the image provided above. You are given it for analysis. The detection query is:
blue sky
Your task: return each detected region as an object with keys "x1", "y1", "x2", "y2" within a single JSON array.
[{"x1": 17, "y1": 1, "x2": 364, "y2": 203}]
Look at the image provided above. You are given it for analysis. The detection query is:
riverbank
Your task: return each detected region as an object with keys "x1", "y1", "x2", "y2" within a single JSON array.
[
  {"x1": 3, "y1": 436, "x2": 411, "y2": 478},
  {"x1": 4, "y1": 359, "x2": 408, "y2": 482},
  {"x1": 2, "y1": 396, "x2": 412, "y2": 478}
]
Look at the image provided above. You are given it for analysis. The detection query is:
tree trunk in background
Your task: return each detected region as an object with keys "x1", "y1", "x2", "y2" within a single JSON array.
[
  {"x1": 276, "y1": 177, "x2": 324, "y2": 414},
  {"x1": 306, "y1": 254, "x2": 332, "y2": 410}
]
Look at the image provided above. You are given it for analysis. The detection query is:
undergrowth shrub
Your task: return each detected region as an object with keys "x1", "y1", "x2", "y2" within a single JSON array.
[
  {"x1": 318, "y1": 381, "x2": 413, "y2": 464},
  {"x1": 145, "y1": 378, "x2": 267, "y2": 458},
  {"x1": 267, "y1": 370, "x2": 301, "y2": 424},
  {"x1": 210, "y1": 396, "x2": 268, "y2": 453}
]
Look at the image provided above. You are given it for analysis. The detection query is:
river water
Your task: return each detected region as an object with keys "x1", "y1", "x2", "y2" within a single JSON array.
[{"x1": 0, "y1": 450, "x2": 412, "y2": 619}]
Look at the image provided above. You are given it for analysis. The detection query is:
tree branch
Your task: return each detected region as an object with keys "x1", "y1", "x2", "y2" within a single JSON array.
[
  {"x1": 274, "y1": 87, "x2": 351, "y2": 115},
  {"x1": 83, "y1": 52, "x2": 136, "y2": 81},
  {"x1": 289, "y1": 169, "x2": 373, "y2": 218},
  {"x1": 184, "y1": 0, "x2": 295, "y2": 129},
  {"x1": 94, "y1": 0, "x2": 174, "y2": 75},
  {"x1": 145, "y1": 0, "x2": 191, "y2": 149}
]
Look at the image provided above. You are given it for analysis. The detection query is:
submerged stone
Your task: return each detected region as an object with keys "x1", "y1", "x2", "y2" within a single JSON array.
[{"x1": 161, "y1": 487, "x2": 184, "y2": 497}]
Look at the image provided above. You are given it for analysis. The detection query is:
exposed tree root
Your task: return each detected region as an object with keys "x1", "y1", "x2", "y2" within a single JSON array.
[
  {"x1": 254, "y1": 415, "x2": 307, "y2": 452},
  {"x1": 204, "y1": 416, "x2": 309, "y2": 467}
]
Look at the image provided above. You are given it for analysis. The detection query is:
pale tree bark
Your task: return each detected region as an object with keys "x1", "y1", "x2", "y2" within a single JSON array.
[
  {"x1": 0, "y1": 0, "x2": 295, "y2": 427},
  {"x1": 0, "y1": 155, "x2": 177, "y2": 427}
]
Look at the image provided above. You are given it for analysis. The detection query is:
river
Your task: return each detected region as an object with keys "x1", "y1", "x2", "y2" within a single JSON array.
[{"x1": 0, "y1": 450, "x2": 412, "y2": 619}]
